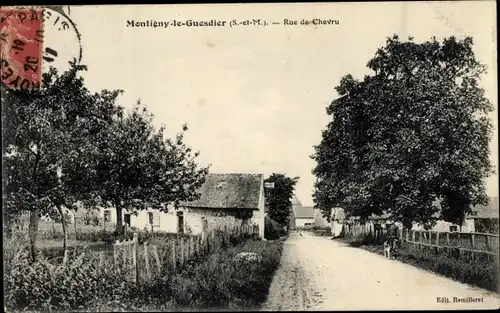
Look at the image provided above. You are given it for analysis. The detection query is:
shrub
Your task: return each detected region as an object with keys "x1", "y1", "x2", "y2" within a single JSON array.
[
  {"x1": 166, "y1": 238, "x2": 284, "y2": 310},
  {"x1": 264, "y1": 216, "x2": 283, "y2": 240},
  {"x1": 4, "y1": 241, "x2": 137, "y2": 312}
]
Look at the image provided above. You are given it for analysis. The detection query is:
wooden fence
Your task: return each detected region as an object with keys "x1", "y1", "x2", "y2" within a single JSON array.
[
  {"x1": 108, "y1": 224, "x2": 259, "y2": 284},
  {"x1": 343, "y1": 223, "x2": 499, "y2": 256},
  {"x1": 402, "y1": 229, "x2": 499, "y2": 256}
]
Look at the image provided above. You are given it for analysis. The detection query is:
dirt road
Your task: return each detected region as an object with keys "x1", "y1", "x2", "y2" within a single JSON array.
[{"x1": 262, "y1": 231, "x2": 499, "y2": 311}]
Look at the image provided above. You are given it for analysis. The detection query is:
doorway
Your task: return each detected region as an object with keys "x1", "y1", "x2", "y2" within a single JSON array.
[
  {"x1": 124, "y1": 214, "x2": 131, "y2": 227},
  {"x1": 177, "y1": 212, "x2": 184, "y2": 234}
]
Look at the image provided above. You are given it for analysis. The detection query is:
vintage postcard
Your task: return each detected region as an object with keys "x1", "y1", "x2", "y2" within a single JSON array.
[{"x1": 1, "y1": 1, "x2": 498, "y2": 312}]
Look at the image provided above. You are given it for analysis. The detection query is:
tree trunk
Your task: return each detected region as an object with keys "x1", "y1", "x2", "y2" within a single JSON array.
[
  {"x1": 28, "y1": 210, "x2": 40, "y2": 263},
  {"x1": 57, "y1": 205, "x2": 69, "y2": 265},
  {"x1": 115, "y1": 205, "x2": 123, "y2": 235}
]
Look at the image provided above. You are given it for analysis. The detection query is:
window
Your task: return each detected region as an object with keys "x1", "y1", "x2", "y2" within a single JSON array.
[
  {"x1": 148, "y1": 211, "x2": 160, "y2": 227},
  {"x1": 449, "y1": 225, "x2": 458, "y2": 232},
  {"x1": 104, "y1": 210, "x2": 111, "y2": 223}
]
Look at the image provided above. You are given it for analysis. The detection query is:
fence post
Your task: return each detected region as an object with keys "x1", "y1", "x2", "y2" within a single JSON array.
[
  {"x1": 152, "y1": 245, "x2": 161, "y2": 274},
  {"x1": 470, "y1": 233, "x2": 475, "y2": 249},
  {"x1": 457, "y1": 232, "x2": 461, "y2": 247},
  {"x1": 172, "y1": 241, "x2": 177, "y2": 271},
  {"x1": 193, "y1": 236, "x2": 197, "y2": 257},
  {"x1": 133, "y1": 233, "x2": 138, "y2": 284},
  {"x1": 211, "y1": 229, "x2": 216, "y2": 251},
  {"x1": 99, "y1": 251, "x2": 105, "y2": 268},
  {"x1": 144, "y1": 242, "x2": 151, "y2": 280},
  {"x1": 122, "y1": 241, "x2": 127, "y2": 266},
  {"x1": 180, "y1": 238, "x2": 185, "y2": 265},
  {"x1": 189, "y1": 236, "x2": 194, "y2": 260},
  {"x1": 411, "y1": 231, "x2": 416, "y2": 249},
  {"x1": 446, "y1": 232, "x2": 450, "y2": 246},
  {"x1": 485, "y1": 235, "x2": 490, "y2": 251},
  {"x1": 74, "y1": 220, "x2": 77, "y2": 240},
  {"x1": 113, "y1": 242, "x2": 118, "y2": 267},
  {"x1": 435, "y1": 232, "x2": 439, "y2": 247},
  {"x1": 223, "y1": 225, "x2": 228, "y2": 245}
]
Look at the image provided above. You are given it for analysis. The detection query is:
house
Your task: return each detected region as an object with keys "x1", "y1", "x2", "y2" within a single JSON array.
[
  {"x1": 411, "y1": 197, "x2": 499, "y2": 233},
  {"x1": 100, "y1": 173, "x2": 266, "y2": 239},
  {"x1": 289, "y1": 194, "x2": 301, "y2": 230},
  {"x1": 314, "y1": 208, "x2": 331, "y2": 228},
  {"x1": 330, "y1": 207, "x2": 345, "y2": 237},
  {"x1": 178, "y1": 173, "x2": 265, "y2": 238},
  {"x1": 295, "y1": 206, "x2": 315, "y2": 228},
  {"x1": 468, "y1": 197, "x2": 499, "y2": 233},
  {"x1": 333, "y1": 196, "x2": 499, "y2": 235}
]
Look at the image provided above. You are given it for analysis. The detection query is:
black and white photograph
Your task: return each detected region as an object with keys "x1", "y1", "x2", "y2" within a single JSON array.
[{"x1": 1, "y1": 2, "x2": 498, "y2": 311}]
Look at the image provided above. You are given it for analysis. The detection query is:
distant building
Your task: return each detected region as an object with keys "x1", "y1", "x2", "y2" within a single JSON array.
[
  {"x1": 295, "y1": 206, "x2": 315, "y2": 228},
  {"x1": 336, "y1": 196, "x2": 499, "y2": 235},
  {"x1": 314, "y1": 208, "x2": 331, "y2": 228},
  {"x1": 411, "y1": 197, "x2": 499, "y2": 233},
  {"x1": 101, "y1": 173, "x2": 266, "y2": 238}
]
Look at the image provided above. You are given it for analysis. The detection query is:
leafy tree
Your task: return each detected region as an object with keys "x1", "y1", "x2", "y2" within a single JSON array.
[
  {"x1": 68, "y1": 101, "x2": 209, "y2": 234},
  {"x1": 2, "y1": 65, "x2": 122, "y2": 261},
  {"x1": 264, "y1": 173, "x2": 299, "y2": 229},
  {"x1": 311, "y1": 35, "x2": 494, "y2": 230}
]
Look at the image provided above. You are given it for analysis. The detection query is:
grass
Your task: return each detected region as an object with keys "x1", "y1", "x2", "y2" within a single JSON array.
[
  {"x1": 138, "y1": 238, "x2": 284, "y2": 311},
  {"x1": 4, "y1": 227, "x2": 284, "y2": 312},
  {"x1": 338, "y1": 235, "x2": 499, "y2": 293}
]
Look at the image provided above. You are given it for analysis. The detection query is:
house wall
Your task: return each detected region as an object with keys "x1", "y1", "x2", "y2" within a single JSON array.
[
  {"x1": 296, "y1": 217, "x2": 314, "y2": 228},
  {"x1": 182, "y1": 207, "x2": 258, "y2": 235},
  {"x1": 99, "y1": 206, "x2": 179, "y2": 233},
  {"x1": 98, "y1": 178, "x2": 266, "y2": 238},
  {"x1": 314, "y1": 209, "x2": 330, "y2": 228},
  {"x1": 411, "y1": 219, "x2": 475, "y2": 233}
]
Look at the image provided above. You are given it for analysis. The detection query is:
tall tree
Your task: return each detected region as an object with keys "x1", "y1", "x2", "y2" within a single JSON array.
[
  {"x1": 67, "y1": 101, "x2": 209, "y2": 234},
  {"x1": 2, "y1": 65, "x2": 122, "y2": 261},
  {"x1": 264, "y1": 173, "x2": 299, "y2": 228},
  {"x1": 311, "y1": 35, "x2": 494, "y2": 229}
]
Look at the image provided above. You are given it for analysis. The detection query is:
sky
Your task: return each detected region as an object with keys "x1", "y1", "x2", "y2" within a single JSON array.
[{"x1": 60, "y1": 2, "x2": 496, "y2": 206}]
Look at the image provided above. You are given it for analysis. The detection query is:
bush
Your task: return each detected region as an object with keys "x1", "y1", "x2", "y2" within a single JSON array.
[
  {"x1": 4, "y1": 241, "x2": 138, "y2": 312},
  {"x1": 165, "y1": 238, "x2": 284, "y2": 310},
  {"x1": 264, "y1": 216, "x2": 283, "y2": 240},
  {"x1": 4, "y1": 227, "x2": 282, "y2": 311}
]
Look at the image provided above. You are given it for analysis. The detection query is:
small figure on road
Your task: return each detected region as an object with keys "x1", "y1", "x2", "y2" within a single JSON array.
[
  {"x1": 384, "y1": 223, "x2": 400, "y2": 259},
  {"x1": 299, "y1": 229, "x2": 303, "y2": 237}
]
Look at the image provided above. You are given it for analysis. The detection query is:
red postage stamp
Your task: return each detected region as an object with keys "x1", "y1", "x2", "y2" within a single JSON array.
[
  {"x1": 0, "y1": 8, "x2": 44, "y2": 90},
  {"x1": 1, "y1": 6, "x2": 82, "y2": 91}
]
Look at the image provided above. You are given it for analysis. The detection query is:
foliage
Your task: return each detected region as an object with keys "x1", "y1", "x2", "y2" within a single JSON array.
[
  {"x1": 4, "y1": 253, "x2": 137, "y2": 311},
  {"x1": 311, "y1": 35, "x2": 494, "y2": 229},
  {"x1": 264, "y1": 173, "x2": 299, "y2": 228},
  {"x1": 67, "y1": 101, "x2": 209, "y2": 233},
  {"x1": 2, "y1": 65, "x2": 123, "y2": 259},
  {"x1": 264, "y1": 216, "x2": 284, "y2": 240},
  {"x1": 4, "y1": 226, "x2": 280, "y2": 312},
  {"x1": 83, "y1": 209, "x2": 101, "y2": 226},
  {"x1": 147, "y1": 238, "x2": 284, "y2": 310}
]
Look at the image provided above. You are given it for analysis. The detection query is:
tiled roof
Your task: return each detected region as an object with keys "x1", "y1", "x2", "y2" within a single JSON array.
[
  {"x1": 180, "y1": 173, "x2": 263, "y2": 209},
  {"x1": 296, "y1": 206, "x2": 314, "y2": 218}
]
